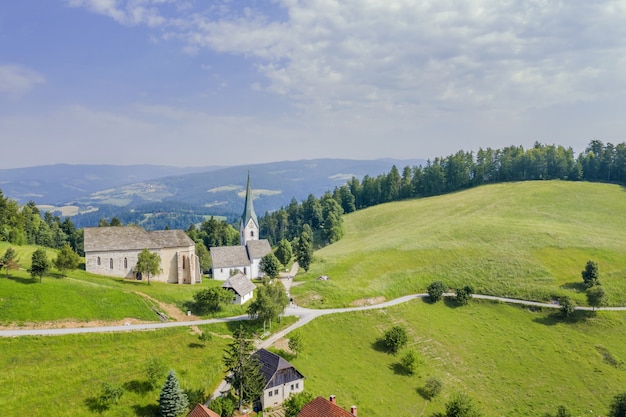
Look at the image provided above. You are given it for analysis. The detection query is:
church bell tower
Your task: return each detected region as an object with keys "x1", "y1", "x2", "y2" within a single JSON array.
[{"x1": 240, "y1": 172, "x2": 259, "y2": 246}]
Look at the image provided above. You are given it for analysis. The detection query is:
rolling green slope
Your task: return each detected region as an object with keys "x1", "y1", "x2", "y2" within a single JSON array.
[{"x1": 292, "y1": 181, "x2": 626, "y2": 307}]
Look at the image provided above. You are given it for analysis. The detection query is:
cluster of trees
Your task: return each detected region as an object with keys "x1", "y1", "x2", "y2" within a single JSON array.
[
  {"x1": 247, "y1": 280, "x2": 290, "y2": 332},
  {"x1": 0, "y1": 192, "x2": 83, "y2": 254},
  {"x1": 260, "y1": 192, "x2": 344, "y2": 246}
]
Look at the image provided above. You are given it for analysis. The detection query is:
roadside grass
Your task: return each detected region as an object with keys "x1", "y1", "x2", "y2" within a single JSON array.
[
  {"x1": 0, "y1": 324, "x2": 229, "y2": 417},
  {"x1": 290, "y1": 299, "x2": 626, "y2": 417},
  {"x1": 292, "y1": 181, "x2": 626, "y2": 307},
  {"x1": 0, "y1": 242, "x2": 249, "y2": 324}
]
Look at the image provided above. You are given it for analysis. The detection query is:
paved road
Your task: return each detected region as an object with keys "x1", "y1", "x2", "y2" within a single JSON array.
[{"x1": 2, "y1": 293, "x2": 624, "y2": 338}]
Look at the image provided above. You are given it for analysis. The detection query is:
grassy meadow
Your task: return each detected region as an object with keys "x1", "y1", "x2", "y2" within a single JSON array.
[
  {"x1": 289, "y1": 299, "x2": 626, "y2": 417},
  {"x1": 0, "y1": 324, "x2": 231, "y2": 417},
  {"x1": 0, "y1": 242, "x2": 248, "y2": 325},
  {"x1": 292, "y1": 181, "x2": 626, "y2": 307}
]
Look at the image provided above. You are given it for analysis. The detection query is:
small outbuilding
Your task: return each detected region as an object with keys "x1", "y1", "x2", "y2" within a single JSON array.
[{"x1": 221, "y1": 272, "x2": 256, "y2": 305}]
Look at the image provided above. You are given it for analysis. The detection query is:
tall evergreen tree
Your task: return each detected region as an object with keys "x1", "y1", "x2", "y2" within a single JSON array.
[
  {"x1": 223, "y1": 325, "x2": 265, "y2": 411},
  {"x1": 159, "y1": 370, "x2": 189, "y2": 417}
]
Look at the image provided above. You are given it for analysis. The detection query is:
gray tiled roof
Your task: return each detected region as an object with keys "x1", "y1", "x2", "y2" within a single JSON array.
[
  {"x1": 210, "y1": 246, "x2": 251, "y2": 268},
  {"x1": 246, "y1": 239, "x2": 272, "y2": 260},
  {"x1": 84, "y1": 226, "x2": 160, "y2": 252},
  {"x1": 222, "y1": 272, "x2": 256, "y2": 296},
  {"x1": 149, "y1": 230, "x2": 195, "y2": 248},
  {"x1": 84, "y1": 226, "x2": 194, "y2": 253}
]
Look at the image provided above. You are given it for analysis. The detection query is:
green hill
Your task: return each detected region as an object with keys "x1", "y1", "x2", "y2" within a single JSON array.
[{"x1": 292, "y1": 181, "x2": 626, "y2": 307}]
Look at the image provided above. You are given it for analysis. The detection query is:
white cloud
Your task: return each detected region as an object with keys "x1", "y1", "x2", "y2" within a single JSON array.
[
  {"x1": 68, "y1": 0, "x2": 626, "y2": 117},
  {"x1": 0, "y1": 65, "x2": 45, "y2": 98}
]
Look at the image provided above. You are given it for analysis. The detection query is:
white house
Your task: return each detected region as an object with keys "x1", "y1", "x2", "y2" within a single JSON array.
[
  {"x1": 254, "y1": 348, "x2": 305, "y2": 409},
  {"x1": 221, "y1": 272, "x2": 256, "y2": 304},
  {"x1": 84, "y1": 226, "x2": 201, "y2": 284},
  {"x1": 210, "y1": 174, "x2": 272, "y2": 280}
]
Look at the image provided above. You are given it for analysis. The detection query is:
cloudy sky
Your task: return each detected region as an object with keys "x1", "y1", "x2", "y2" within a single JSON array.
[{"x1": 1, "y1": 0, "x2": 625, "y2": 169}]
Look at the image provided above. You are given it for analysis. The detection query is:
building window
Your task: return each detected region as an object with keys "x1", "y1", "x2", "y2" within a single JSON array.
[
  {"x1": 110, "y1": 259, "x2": 113, "y2": 269},
  {"x1": 97, "y1": 257, "x2": 101, "y2": 266},
  {"x1": 296, "y1": 383, "x2": 299, "y2": 389},
  {"x1": 251, "y1": 230, "x2": 254, "y2": 237},
  {"x1": 268, "y1": 391, "x2": 273, "y2": 397},
  {"x1": 274, "y1": 389, "x2": 278, "y2": 395},
  {"x1": 243, "y1": 267, "x2": 247, "y2": 274},
  {"x1": 124, "y1": 258, "x2": 128, "y2": 269},
  {"x1": 291, "y1": 384, "x2": 294, "y2": 390},
  {"x1": 182, "y1": 256, "x2": 186, "y2": 270}
]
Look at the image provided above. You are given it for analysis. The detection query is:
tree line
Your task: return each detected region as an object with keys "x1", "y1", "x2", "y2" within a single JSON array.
[{"x1": 0, "y1": 192, "x2": 83, "y2": 254}]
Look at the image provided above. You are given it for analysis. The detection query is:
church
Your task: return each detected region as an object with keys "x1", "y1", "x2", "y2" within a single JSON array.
[
  {"x1": 210, "y1": 174, "x2": 272, "y2": 280},
  {"x1": 84, "y1": 226, "x2": 201, "y2": 284}
]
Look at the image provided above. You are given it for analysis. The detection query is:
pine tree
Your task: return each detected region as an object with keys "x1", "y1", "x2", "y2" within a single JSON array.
[
  {"x1": 159, "y1": 370, "x2": 189, "y2": 417},
  {"x1": 223, "y1": 326, "x2": 265, "y2": 411}
]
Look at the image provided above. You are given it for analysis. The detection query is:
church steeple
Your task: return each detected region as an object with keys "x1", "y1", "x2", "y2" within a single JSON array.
[{"x1": 240, "y1": 172, "x2": 259, "y2": 245}]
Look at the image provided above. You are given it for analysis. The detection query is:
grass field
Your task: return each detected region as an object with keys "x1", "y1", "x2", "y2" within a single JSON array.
[
  {"x1": 289, "y1": 299, "x2": 626, "y2": 417},
  {"x1": 0, "y1": 324, "x2": 231, "y2": 416},
  {"x1": 292, "y1": 181, "x2": 626, "y2": 308},
  {"x1": 0, "y1": 242, "x2": 248, "y2": 325}
]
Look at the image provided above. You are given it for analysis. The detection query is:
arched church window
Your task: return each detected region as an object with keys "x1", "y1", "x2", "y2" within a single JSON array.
[
  {"x1": 124, "y1": 258, "x2": 128, "y2": 269},
  {"x1": 110, "y1": 259, "x2": 113, "y2": 269},
  {"x1": 182, "y1": 256, "x2": 186, "y2": 270},
  {"x1": 97, "y1": 257, "x2": 101, "y2": 266},
  {"x1": 251, "y1": 230, "x2": 254, "y2": 237}
]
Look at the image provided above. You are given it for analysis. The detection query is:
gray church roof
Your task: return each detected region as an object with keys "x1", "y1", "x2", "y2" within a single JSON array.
[
  {"x1": 84, "y1": 226, "x2": 194, "y2": 253},
  {"x1": 149, "y1": 230, "x2": 195, "y2": 248},
  {"x1": 253, "y1": 348, "x2": 305, "y2": 390},
  {"x1": 222, "y1": 272, "x2": 256, "y2": 296},
  {"x1": 247, "y1": 239, "x2": 272, "y2": 260},
  {"x1": 210, "y1": 246, "x2": 251, "y2": 268},
  {"x1": 241, "y1": 172, "x2": 259, "y2": 229},
  {"x1": 84, "y1": 226, "x2": 160, "y2": 252}
]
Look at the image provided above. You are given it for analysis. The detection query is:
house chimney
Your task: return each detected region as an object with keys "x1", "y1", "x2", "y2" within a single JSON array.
[
  {"x1": 350, "y1": 406, "x2": 357, "y2": 416},
  {"x1": 329, "y1": 395, "x2": 336, "y2": 404}
]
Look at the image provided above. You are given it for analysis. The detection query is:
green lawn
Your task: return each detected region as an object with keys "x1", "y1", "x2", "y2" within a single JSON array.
[
  {"x1": 0, "y1": 324, "x2": 230, "y2": 417},
  {"x1": 292, "y1": 181, "x2": 626, "y2": 307},
  {"x1": 290, "y1": 299, "x2": 626, "y2": 417},
  {"x1": 0, "y1": 242, "x2": 249, "y2": 325}
]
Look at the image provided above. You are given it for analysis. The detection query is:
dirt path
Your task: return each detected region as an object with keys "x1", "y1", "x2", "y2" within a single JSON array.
[{"x1": 131, "y1": 291, "x2": 200, "y2": 322}]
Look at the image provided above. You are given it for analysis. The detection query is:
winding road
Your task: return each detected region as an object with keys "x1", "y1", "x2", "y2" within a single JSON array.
[{"x1": 1, "y1": 292, "x2": 624, "y2": 338}]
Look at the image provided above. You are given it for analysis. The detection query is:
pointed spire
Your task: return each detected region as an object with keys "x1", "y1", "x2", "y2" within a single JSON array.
[{"x1": 241, "y1": 171, "x2": 258, "y2": 230}]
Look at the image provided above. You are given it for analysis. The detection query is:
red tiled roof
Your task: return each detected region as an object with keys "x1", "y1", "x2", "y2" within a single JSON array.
[
  {"x1": 298, "y1": 397, "x2": 356, "y2": 417},
  {"x1": 187, "y1": 403, "x2": 220, "y2": 417}
]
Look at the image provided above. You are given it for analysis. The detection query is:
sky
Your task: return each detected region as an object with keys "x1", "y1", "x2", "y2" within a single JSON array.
[{"x1": 1, "y1": 0, "x2": 625, "y2": 169}]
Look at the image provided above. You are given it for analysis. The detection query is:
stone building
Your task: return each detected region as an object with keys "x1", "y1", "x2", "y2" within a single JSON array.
[{"x1": 84, "y1": 226, "x2": 201, "y2": 284}]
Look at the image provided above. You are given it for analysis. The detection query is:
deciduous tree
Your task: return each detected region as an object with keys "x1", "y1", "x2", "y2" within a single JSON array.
[
  {"x1": 559, "y1": 296, "x2": 576, "y2": 318},
  {"x1": 445, "y1": 392, "x2": 482, "y2": 417},
  {"x1": 423, "y1": 377, "x2": 443, "y2": 400},
  {"x1": 288, "y1": 332, "x2": 304, "y2": 357},
  {"x1": 586, "y1": 285, "x2": 608, "y2": 311},
  {"x1": 193, "y1": 287, "x2": 232, "y2": 314},
  {"x1": 284, "y1": 391, "x2": 314, "y2": 417},
  {"x1": 260, "y1": 252, "x2": 280, "y2": 279},
  {"x1": 248, "y1": 281, "x2": 289, "y2": 331},
  {"x1": 427, "y1": 281, "x2": 447, "y2": 303},
  {"x1": 135, "y1": 248, "x2": 162, "y2": 285},
  {"x1": 29, "y1": 248, "x2": 49, "y2": 283},
  {"x1": 455, "y1": 285, "x2": 474, "y2": 306},
  {"x1": 54, "y1": 243, "x2": 80, "y2": 277},
  {"x1": 383, "y1": 325, "x2": 408, "y2": 354},
  {"x1": 0, "y1": 246, "x2": 19, "y2": 278},
  {"x1": 610, "y1": 392, "x2": 626, "y2": 417}
]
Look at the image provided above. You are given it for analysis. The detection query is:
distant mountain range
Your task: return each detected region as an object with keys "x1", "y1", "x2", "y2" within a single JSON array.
[{"x1": 0, "y1": 159, "x2": 425, "y2": 228}]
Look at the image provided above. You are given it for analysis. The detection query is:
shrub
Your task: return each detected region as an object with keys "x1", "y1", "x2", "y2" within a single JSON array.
[
  {"x1": 383, "y1": 325, "x2": 408, "y2": 354},
  {"x1": 455, "y1": 285, "x2": 474, "y2": 306},
  {"x1": 423, "y1": 377, "x2": 443, "y2": 399},
  {"x1": 445, "y1": 392, "x2": 482, "y2": 417},
  {"x1": 427, "y1": 281, "x2": 447, "y2": 303},
  {"x1": 559, "y1": 296, "x2": 576, "y2": 318},
  {"x1": 400, "y1": 349, "x2": 423, "y2": 375}
]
